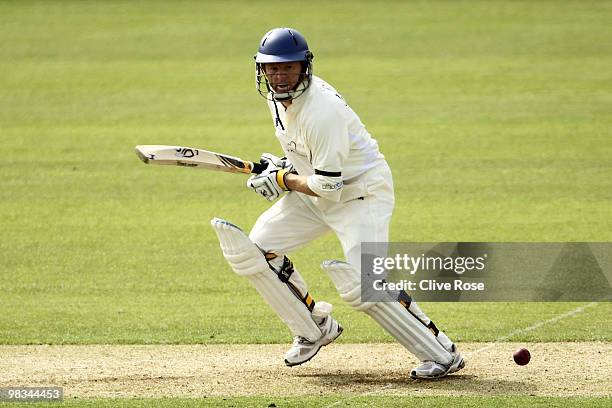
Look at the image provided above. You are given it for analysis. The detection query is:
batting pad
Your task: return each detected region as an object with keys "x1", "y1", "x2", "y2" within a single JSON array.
[
  {"x1": 322, "y1": 260, "x2": 452, "y2": 364},
  {"x1": 210, "y1": 218, "x2": 322, "y2": 342}
]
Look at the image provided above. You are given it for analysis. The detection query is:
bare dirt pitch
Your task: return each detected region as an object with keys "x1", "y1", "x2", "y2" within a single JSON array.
[{"x1": 1, "y1": 342, "x2": 610, "y2": 398}]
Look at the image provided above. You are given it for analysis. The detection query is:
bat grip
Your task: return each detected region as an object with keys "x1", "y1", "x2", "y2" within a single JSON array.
[{"x1": 251, "y1": 161, "x2": 266, "y2": 174}]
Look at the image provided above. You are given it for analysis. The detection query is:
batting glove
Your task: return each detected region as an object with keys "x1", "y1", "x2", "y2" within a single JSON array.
[
  {"x1": 260, "y1": 152, "x2": 295, "y2": 173},
  {"x1": 246, "y1": 168, "x2": 291, "y2": 201}
]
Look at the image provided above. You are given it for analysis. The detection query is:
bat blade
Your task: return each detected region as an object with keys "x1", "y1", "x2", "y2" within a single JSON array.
[{"x1": 135, "y1": 145, "x2": 264, "y2": 174}]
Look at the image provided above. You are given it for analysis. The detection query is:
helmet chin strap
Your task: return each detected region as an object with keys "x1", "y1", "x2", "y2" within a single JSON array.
[{"x1": 272, "y1": 99, "x2": 285, "y2": 130}]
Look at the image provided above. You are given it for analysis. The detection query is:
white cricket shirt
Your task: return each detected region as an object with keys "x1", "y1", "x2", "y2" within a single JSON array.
[{"x1": 266, "y1": 75, "x2": 386, "y2": 202}]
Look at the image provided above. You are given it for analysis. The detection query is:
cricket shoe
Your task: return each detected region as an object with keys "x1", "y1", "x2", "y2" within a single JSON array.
[
  {"x1": 284, "y1": 316, "x2": 343, "y2": 367},
  {"x1": 410, "y1": 349, "x2": 465, "y2": 380}
]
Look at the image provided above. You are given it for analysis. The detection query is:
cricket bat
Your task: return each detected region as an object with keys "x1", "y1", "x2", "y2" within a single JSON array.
[{"x1": 135, "y1": 145, "x2": 265, "y2": 174}]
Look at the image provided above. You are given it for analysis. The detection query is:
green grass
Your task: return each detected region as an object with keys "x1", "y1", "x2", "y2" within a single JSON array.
[
  {"x1": 1, "y1": 2, "x2": 611, "y2": 406},
  {"x1": 1, "y1": 0, "x2": 611, "y2": 349},
  {"x1": 2, "y1": 396, "x2": 612, "y2": 408}
]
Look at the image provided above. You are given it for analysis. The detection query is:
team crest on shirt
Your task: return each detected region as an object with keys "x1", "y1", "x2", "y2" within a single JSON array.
[{"x1": 287, "y1": 140, "x2": 309, "y2": 159}]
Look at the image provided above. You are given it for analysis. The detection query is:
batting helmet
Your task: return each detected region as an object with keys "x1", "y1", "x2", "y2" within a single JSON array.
[{"x1": 255, "y1": 28, "x2": 314, "y2": 101}]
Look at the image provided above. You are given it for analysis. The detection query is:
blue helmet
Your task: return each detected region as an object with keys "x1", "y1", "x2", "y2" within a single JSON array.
[{"x1": 255, "y1": 28, "x2": 314, "y2": 101}]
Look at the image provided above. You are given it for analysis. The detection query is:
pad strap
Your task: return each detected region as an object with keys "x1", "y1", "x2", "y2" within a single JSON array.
[{"x1": 265, "y1": 252, "x2": 315, "y2": 312}]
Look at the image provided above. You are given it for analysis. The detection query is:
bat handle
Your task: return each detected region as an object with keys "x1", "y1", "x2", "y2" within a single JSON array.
[{"x1": 251, "y1": 161, "x2": 266, "y2": 174}]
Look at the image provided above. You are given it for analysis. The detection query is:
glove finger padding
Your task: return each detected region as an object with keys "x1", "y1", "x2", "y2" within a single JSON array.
[
  {"x1": 260, "y1": 152, "x2": 295, "y2": 174},
  {"x1": 260, "y1": 152, "x2": 284, "y2": 169}
]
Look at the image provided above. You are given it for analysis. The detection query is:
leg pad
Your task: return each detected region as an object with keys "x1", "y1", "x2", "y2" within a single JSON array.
[
  {"x1": 322, "y1": 260, "x2": 453, "y2": 364},
  {"x1": 211, "y1": 218, "x2": 322, "y2": 341}
]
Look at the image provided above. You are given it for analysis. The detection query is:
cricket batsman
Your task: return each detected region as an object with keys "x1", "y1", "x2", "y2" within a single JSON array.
[{"x1": 211, "y1": 27, "x2": 465, "y2": 379}]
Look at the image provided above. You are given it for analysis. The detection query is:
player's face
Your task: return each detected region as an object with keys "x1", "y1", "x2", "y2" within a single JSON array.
[{"x1": 263, "y1": 62, "x2": 302, "y2": 94}]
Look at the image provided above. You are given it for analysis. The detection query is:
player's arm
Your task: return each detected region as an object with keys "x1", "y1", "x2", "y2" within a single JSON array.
[{"x1": 284, "y1": 173, "x2": 318, "y2": 196}]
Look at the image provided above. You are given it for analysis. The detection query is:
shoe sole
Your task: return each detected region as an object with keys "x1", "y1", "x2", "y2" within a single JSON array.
[
  {"x1": 410, "y1": 355, "x2": 465, "y2": 380},
  {"x1": 285, "y1": 325, "x2": 343, "y2": 367}
]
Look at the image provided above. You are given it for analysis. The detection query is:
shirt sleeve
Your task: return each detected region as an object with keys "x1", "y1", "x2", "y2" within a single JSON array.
[{"x1": 304, "y1": 103, "x2": 349, "y2": 202}]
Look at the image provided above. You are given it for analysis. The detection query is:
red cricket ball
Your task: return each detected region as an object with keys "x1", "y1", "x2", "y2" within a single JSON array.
[{"x1": 513, "y1": 347, "x2": 531, "y2": 365}]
